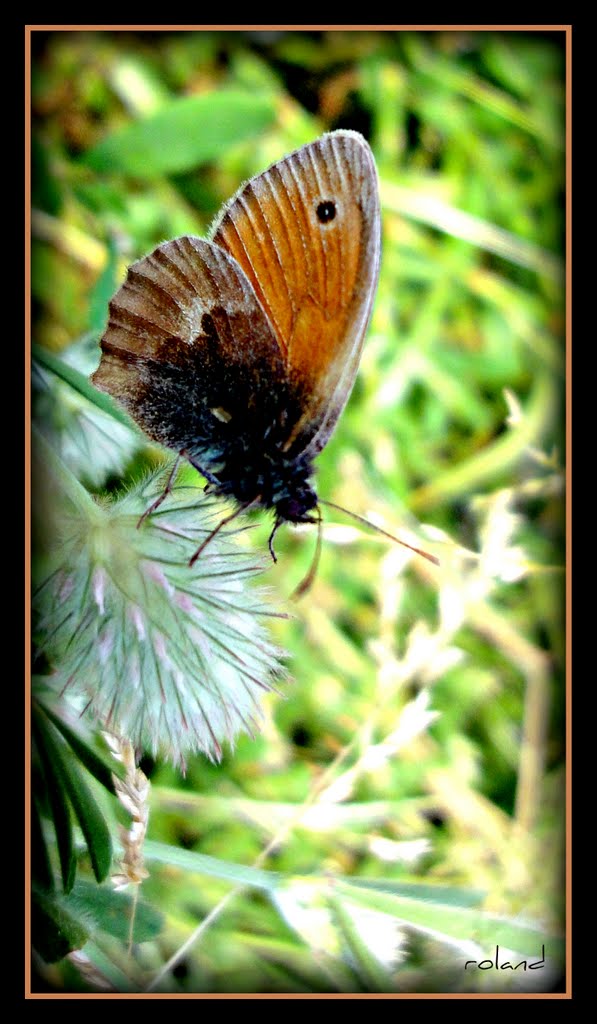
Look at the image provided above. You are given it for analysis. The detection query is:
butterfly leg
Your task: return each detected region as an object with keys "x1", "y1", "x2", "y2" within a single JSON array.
[
  {"x1": 137, "y1": 454, "x2": 182, "y2": 529},
  {"x1": 267, "y1": 518, "x2": 283, "y2": 563},
  {"x1": 183, "y1": 451, "x2": 222, "y2": 488},
  {"x1": 189, "y1": 498, "x2": 258, "y2": 567}
]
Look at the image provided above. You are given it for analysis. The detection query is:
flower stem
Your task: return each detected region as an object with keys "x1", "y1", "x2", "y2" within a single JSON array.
[{"x1": 32, "y1": 423, "x2": 98, "y2": 520}]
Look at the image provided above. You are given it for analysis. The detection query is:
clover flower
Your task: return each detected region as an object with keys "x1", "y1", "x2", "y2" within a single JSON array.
[{"x1": 33, "y1": 439, "x2": 286, "y2": 769}]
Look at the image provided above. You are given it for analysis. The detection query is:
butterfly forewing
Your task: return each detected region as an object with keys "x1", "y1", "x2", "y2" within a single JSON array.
[{"x1": 211, "y1": 130, "x2": 381, "y2": 455}]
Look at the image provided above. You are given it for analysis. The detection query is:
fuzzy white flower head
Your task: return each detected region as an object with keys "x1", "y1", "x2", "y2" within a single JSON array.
[{"x1": 34, "y1": 467, "x2": 286, "y2": 768}]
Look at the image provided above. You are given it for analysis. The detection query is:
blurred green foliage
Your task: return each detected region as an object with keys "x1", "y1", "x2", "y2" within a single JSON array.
[{"x1": 30, "y1": 28, "x2": 566, "y2": 995}]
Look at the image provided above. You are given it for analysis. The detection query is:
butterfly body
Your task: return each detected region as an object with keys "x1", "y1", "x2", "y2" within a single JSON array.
[{"x1": 92, "y1": 130, "x2": 380, "y2": 541}]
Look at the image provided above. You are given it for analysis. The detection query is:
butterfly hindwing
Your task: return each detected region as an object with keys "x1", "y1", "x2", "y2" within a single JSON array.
[{"x1": 92, "y1": 236, "x2": 296, "y2": 456}]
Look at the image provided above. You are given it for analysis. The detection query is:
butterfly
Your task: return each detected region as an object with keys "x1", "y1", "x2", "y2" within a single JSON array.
[{"x1": 92, "y1": 130, "x2": 436, "y2": 574}]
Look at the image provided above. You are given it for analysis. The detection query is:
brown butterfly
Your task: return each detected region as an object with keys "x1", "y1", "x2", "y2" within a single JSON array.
[{"x1": 92, "y1": 131, "x2": 436, "y2": 572}]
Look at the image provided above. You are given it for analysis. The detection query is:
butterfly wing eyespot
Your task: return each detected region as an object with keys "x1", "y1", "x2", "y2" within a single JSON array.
[
  {"x1": 211, "y1": 130, "x2": 381, "y2": 456},
  {"x1": 316, "y1": 200, "x2": 337, "y2": 223}
]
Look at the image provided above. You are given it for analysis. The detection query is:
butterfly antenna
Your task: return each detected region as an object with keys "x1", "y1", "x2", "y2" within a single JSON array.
[
  {"x1": 189, "y1": 498, "x2": 257, "y2": 567},
  {"x1": 319, "y1": 499, "x2": 439, "y2": 566},
  {"x1": 291, "y1": 506, "x2": 324, "y2": 600}
]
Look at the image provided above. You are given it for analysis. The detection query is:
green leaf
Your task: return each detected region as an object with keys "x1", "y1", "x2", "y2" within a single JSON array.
[
  {"x1": 82, "y1": 90, "x2": 276, "y2": 177},
  {"x1": 31, "y1": 796, "x2": 55, "y2": 892},
  {"x1": 32, "y1": 707, "x2": 112, "y2": 883},
  {"x1": 144, "y1": 839, "x2": 281, "y2": 891},
  {"x1": 330, "y1": 891, "x2": 396, "y2": 992},
  {"x1": 32, "y1": 135, "x2": 62, "y2": 216},
  {"x1": 32, "y1": 888, "x2": 90, "y2": 964},
  {"x1": 336, "y1": 880, "x2": 565, "y2": 962},
  {"x1": 73, "y1": 180, "x2": 128, "y2": 218},
  {"x1": 31, "y1": 881, "x2": 163, "y2": 968},
  {"x1": 74, "y1": 941, "x2": 137, "y2": 991},
  {"x1": 32, "y1": 712, "x2": 77, "y2": 892},
  {"x1": 68, "y1": 881, "x2": 163, "y2": 944},
  {"x1": 32, "y1": 344, "x2": 138, "y2": 431},
  {"x1": 347, "y1": 879, "x2": 486, "y2": 908},
  {"x1": 39, "y1": 702, "x2": 122, "y2": 794},
  {"x1": 88, "y1": 237, "x2": 120, "y2": 336}
]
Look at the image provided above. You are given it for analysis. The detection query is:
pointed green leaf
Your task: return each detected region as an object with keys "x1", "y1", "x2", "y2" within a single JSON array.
[
  {"x1": 39, "y1": 702, "x2": 122, "y2": 793},
  {"x1": 347, "y1": 878, "x2": 486, "y2": 908},
  {"x1": 68, "y1": 881, "x2": 163, "y2": 944},
  {"x1": 82, "y1": 91, "x2": 275, "y2": 177},
  {"x1": 76, "y1": 941, "x2": 138, "y2": 991},
  {"x1": 89, "y1": 237, "x2": 120, "y2": 336},
  {"x1": 31, "y1": 796, "x2": 55, "y2": 892},
  {"x1": 32, "y1": 712, "x2": 77, "y2": 891},
  {"x1": 336, "y1": 880, "x2": 565, "y2": 962},
  {"x1": 32, "y1": 344, "x2": 137, "y2": 430},
  {"x1": 32, "y1": 888, "x2": 90, "y2": 964},
  {"x1": 330, "y1": 890, "x2": 396, "y2": 992},
  {"x1": 32, "y1": 707, "x2": 112, "y2": 882},
  {"x1": 32, "y1": 135, "x2": 62, "y2": 216},
  {"x1": 144, "y1": 839, "x2": 281, "y2": 891}
]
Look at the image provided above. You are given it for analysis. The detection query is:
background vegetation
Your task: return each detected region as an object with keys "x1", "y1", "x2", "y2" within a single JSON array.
[{"x1": 30, "y1": 28, "x2": 566, "y2": 995}]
